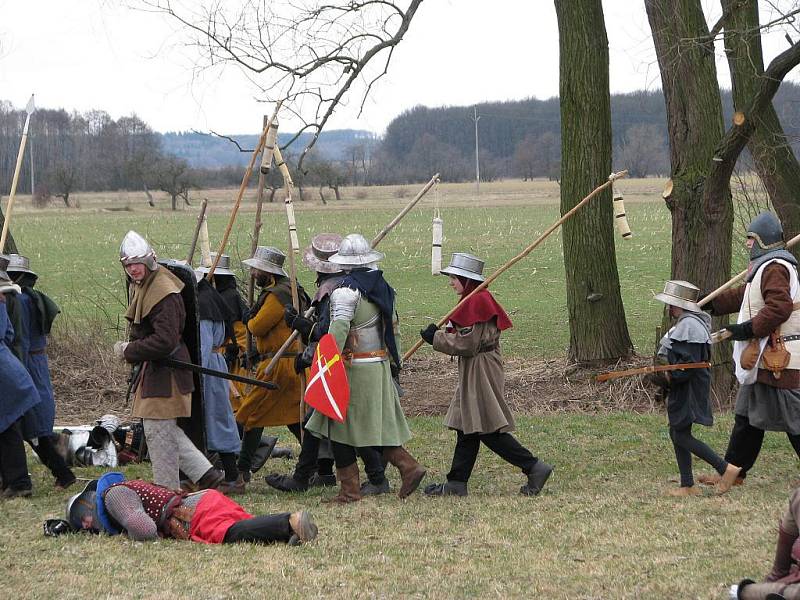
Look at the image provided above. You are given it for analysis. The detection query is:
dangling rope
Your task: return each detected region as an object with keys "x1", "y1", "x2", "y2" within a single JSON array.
[{"x1": 431, "y1": 178, "x2": 443, "y2": 274}]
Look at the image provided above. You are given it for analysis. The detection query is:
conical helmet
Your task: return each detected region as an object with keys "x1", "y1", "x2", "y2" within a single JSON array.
[
  {"x1": 747, "y1": 212, "x2": 785, "y2": 259},
  {"x1": 119, "y1": 231, "x2": 157, "y2": 270},
  {"x1": 328, "y1": 234, "x2": 384, "y2": 268}
]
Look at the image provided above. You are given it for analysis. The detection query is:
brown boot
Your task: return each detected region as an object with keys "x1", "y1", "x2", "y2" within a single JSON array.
[
  {"x1": 666, "y1": 485, "x2": 702, "y2": 497},
  {"x1": 383, "y1": 446, "x2": 426, "y2": 499},
  {"x1": 716, "y1": 463, "x2": 743, "y2": 495},
  {"x1": 196, "y1": 467, "x2": 225, "y2": 491},
  {"x1": 765, "y1": 524, "x2": 799, "y2": 582},
  {"x1": 698, "y1": 472, "x2": 745, "y2": 487},
  {"x1": 322, "y1": 463, "x2": 362, "y2": 504}
]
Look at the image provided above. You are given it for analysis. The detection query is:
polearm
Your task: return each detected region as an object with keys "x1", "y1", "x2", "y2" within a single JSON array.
[
  {"x1": 595, "y1": 361, "x2": 711, "y2": 383},
  {"x1": 206, "y1": 100, "x2": 282, "y2": 281},
  {"x1": 271, "y1": 140, "x2": 305, "y2": 434},
  {"x1": 698, "y1": 231, "x2": 800, "y2": 307},
  {"x1": 157, "y1": 357, "x2": 277, "y2": 390},
  {"x1": 261, "y1": 172, "x2": 442, "y2": 378},
  {"x1": 186, "y1": 198, "x2": 209, "y2": 265},
  {"x1": 372, "y1": 173, "x2": 440, "y2": 246},
  {"x1": 403, "y1": 170, "x2": 630, "y2": 361},
  {"x1": 247, "y1": 115, "x2": 279, "y2": 356},
  {"x1": 1, "y1": 95, "x2": 35, "y2": 253}
]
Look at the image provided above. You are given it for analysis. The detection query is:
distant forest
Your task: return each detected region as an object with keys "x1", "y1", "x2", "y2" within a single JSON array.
[{"x1": 3, "y1": 85, "x2": 800, "y2": 206}]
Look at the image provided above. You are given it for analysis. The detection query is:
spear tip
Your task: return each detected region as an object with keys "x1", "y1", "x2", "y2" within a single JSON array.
[{"x1": 25, "y1": 94, "x2": 35, "y2": 115}]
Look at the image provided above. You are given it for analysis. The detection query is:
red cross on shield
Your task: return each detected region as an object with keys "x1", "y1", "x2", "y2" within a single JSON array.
[{"x1": 304, "y1": 333, "x2": 350, "y2": 422}]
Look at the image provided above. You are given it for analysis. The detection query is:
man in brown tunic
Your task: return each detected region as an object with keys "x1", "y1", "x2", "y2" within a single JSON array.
[
  {"x1": 702, "y1": 212, "x2": 800, "y2": 487},
  {"x1": 116, "y1": 231, "x2": 222, "y2": 491}
]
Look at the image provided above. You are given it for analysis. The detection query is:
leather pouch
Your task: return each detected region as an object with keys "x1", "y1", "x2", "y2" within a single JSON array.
[
  {"x1": 740, "y1": 338, "x2": 761, "y2": 370},
  {"x1": 762, "y1": 330, "x2": 791, "y2": 379}
]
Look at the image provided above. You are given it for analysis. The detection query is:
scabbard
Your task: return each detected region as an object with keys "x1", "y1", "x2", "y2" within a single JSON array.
[{"x1": 156, "y1": 357, "x2": 278, "y2": 390}]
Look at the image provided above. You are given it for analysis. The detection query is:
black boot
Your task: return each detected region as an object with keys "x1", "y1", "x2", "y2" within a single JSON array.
[
  {"x1": 361, "y1": 478, "x2": 391, "y2": 496},
  {"x1": 520, "y1": 461, "x2": 553, "y2": 496},
  {"x1": 264, "y1": 473, "x2": 310, "y2": 492},
  {"x1": 423, "y1": 480, "x2": 467, "y2": 497}
]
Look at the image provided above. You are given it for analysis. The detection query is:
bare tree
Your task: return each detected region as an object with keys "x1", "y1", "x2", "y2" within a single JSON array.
[
  {"x1": 142, "y1": 0, "x2": 423, "y2": 168},
  {"x1": 615, "y1": 124, "x2": 667, "y2": 178},
  {"x1": 153, "y1": 156, "x2": 194, "y2": 210}
]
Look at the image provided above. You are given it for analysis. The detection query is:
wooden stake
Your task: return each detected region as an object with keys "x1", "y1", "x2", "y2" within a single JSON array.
[
  {"x1": 206, "y1": 101, "x2": 282, "y2": 280},
  {"x1": 403, "y1": 170, "x2": 629, "y2": 362}
]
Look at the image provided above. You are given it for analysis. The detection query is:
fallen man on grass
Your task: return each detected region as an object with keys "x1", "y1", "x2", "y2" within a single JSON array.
[{"x1": 44, "y1": 472, "x2": 318, "y2": 546}]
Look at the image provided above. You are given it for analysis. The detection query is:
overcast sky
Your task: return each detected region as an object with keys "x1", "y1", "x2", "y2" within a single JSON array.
[{"x1": 1, "y1": 0, "x2": 798, "y2": 135}]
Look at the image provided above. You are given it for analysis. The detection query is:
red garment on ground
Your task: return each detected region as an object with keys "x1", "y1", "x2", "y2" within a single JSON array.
[
  {"x1": 448, "y1": 278, "x2": 512, "y2": 331},
  {"x1": 189, "y1": 490, "x2": 252, "y2": 544}
]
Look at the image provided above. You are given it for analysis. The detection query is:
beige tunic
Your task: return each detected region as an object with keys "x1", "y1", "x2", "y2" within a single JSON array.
[{"x1": 432, "y1": 319, "x2": 515, "y2": 435}]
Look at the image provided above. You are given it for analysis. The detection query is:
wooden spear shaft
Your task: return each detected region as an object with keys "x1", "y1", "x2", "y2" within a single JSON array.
[
  {"x1": 1, "y1": 96, "x2": 35, "y2": 253},
  {"x1": 595, "y1": 361, "x2": 711, "y2": 383},
  {"x1": 371, "y1": 173, "x2": 440, "y2": 247},
  {"x1": 403, "y1": 170, "x2": 630, "y2": 362},
  {"x1": 247, "y1": 115, "x2": 277, "y2": 355},
  {"x1": 698, "y1": 231, "x2": 800, "y2": 307},
  {"x1": 261, "y1": 172, "x2": 443, "y2": 378},
  {"x1": 206, "y1": 101, "x2": 282, "y2": 281},
  {"x1": 186, "y1": 198, "x2": 209, "y2": 265}
]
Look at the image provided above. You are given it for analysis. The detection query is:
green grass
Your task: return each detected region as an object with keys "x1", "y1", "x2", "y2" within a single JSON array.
[
  {"x1": 1, "y1": 413, "x2": 796, "y2": 599},
  {"x1": 9, "y1": 179, "x2": 751, "y2": 358}
]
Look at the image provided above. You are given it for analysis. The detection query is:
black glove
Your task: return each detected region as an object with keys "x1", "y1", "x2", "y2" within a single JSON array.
[
  {"x1": 284, "y1": 304, "x2": 315, "y2": 344},
  {"x1": 294, "y1": 344, "x2": 315, "y2": 374},
  {"x1": 420, "y1": 323, "x2": 439, "y2": 345},
  {"x1": 724, "y1": 320, "x2": 754, "y2": 341},
  {"x1": 390, "y1": 363, "x2": 401, "y2": 381}
]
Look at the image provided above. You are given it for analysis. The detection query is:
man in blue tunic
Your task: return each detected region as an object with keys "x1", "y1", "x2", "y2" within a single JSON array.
[
  {"x1": 0, "y1": 255, "x2": 40, "y2": 498},
  {"x1": 7, "y1": 254, "x2": 76, "y2": 489}
]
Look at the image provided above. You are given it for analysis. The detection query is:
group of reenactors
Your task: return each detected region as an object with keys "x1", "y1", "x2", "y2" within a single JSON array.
[{"x1": 6, "y1": 210, "x2": 800, "y2": 589}]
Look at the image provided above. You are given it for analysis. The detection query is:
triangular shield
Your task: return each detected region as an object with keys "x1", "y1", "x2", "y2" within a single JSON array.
[{"x1": 304, "y1": 334, "x2": 349, "y2": 422}]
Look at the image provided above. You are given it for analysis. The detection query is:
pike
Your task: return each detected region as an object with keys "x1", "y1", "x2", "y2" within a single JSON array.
[
  {"x1": 403, "y1": 170, "x2": 630, "y2": 361},
  {"x1": 595, "y1": 361, "x2": 711, "y2": 383},
  {"x1": 699, "y1": 231, "x2": 800, "y2": 307},
  {"x1": 186, "y1": 198, "x2": 209, "y2": 265},
  {"x1": 206, "y1": 100, "x2": 282, "y2": 280},
  {"x1": 247, "y1": 115, "x2": 279, "y2": 355},
  {"x1": 260, "y1": 172, "x2": 442, "y2": 378},
  {"x1": 1, "y1": 95, "x2": 35, "y2": 253},
  {"x1": 157, "y1": 357, "x2": 278, "y2": 390}
]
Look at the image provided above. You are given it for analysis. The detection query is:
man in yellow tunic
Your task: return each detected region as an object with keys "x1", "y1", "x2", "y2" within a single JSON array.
[{"x1": 236, "y1": 246, "x2": 308, "y2": 479}]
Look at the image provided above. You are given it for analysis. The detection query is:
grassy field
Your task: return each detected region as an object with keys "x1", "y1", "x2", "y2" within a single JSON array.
[
  {"x1": 1, "y1": 413, "x2": 797, "y2": 599},
  {"x1": 1, "y1": 178, "x2": 778, "y2": 599},
  {"x1": 5, "y1": 177, "x2": 754, "y2": 358}
]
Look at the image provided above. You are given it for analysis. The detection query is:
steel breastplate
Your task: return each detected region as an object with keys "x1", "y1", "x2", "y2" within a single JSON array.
[{"x1": 344, "y1": 312, "x2": 385, "y2": 358}]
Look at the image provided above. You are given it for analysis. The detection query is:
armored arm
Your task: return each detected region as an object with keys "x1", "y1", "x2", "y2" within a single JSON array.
[
  {"x1": 329, "y1": 287, "x2": 359, "y2": 350},
  {"x1": 103, "y1": 485, "x2": 158, "y2": 541}
]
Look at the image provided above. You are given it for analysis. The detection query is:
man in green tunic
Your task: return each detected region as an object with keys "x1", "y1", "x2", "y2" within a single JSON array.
[{"x1": 306, "y1": 234, "x2": 426, "y2": 502}]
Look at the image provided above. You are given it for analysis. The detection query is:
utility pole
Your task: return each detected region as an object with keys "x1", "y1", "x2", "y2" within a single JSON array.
[{"x1": 472, "y1": 106, "x2": 481, "y2": 195}]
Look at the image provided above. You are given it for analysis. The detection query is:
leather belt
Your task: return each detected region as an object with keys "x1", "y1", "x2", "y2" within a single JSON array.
[
  {"x1": 478, "y1": 344, "x2": 499, "y2": 353},
  {"x1": 343, "y1": 349, "x2": 388, "y2": 362},
  {"x1": 258, "y1": 351, "x2": 298, "y2": 360},
  {"x1": 779, "y1": 335, "x2": 800, "y2": 343}
]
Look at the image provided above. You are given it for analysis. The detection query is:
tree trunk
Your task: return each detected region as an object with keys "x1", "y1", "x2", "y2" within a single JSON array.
[
  {"x1": 646, "y1": 0, "x2": 734, "y2": 399},
  {"x1": 171, "y1": 194, "x2": 177, "y2": 211},
  {"x1": 554, "y1": 0, "x2": 633, "y2": 363},
  {"x1": 268, "y1": 188, "x2": 277, "y2": 203},
  {"x1": 318, "y1": 187, "x2": 327, "y2": 205},
  {"x1": 0, "y1": 203, "x2": 18, "y2": 254},
  {"x1": 722, "y1": 0, "x2": 800, "y2": 249},
  {"x1": 330, "y1": 184, "x2": 341, "y2": 202}
]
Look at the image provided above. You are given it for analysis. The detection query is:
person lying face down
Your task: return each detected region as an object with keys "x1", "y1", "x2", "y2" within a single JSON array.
[{"x1": 46, "y1": 472, "x2": 318, "y2": 546}]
